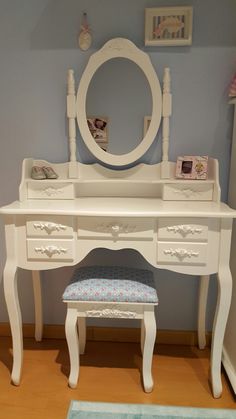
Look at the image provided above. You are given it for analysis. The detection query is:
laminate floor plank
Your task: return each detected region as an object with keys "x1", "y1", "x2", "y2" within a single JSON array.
[{"x1": 0, "y1": 337, "x2": 235, "y2": 419}]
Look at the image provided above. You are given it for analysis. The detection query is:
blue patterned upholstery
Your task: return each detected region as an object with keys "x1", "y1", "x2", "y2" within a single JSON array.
[{"x1": 63, "y1": 266, "x2": 158, "y2": 303}]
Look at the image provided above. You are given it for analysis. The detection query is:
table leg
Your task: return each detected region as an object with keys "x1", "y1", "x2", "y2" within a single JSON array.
[
  {"x1": 3, "y1": 261, "x2": 23, "y2": 385},
  {"x1": 211, "y1": 267, "x2": 232, "y2": 398},
  {"x1": 32, "y1": 270, "x2": 43, "y2": 341},
  {"x1": 210, "y1": 219, "x2": 233, "y2": 398},
  {"x1": 198, "y1": 275, "x2": 210, "y2": 349}
]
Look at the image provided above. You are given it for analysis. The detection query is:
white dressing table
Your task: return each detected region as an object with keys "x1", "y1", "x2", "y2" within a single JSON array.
[{"x1": 0, "y1": 39, "x2": 235, "y2": 398}]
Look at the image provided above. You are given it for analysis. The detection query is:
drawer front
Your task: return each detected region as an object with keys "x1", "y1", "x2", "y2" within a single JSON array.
[
  {"x1": 78, "y1": 217, "x2": 154, "y2": 240},
  {"x1": 26, "y1": 216, "x2": 74, "y2": 237},
  {"x1": 163, "y1": 183, "x2": 213, "y2": 201},
  {"x1": 157, "y1": 242, "x2": 207, "y2": 265},
  {"x1": 27, "y1": 239, "x2": 74, "y2": 261},
  {"x1": 27, "y1": 182, "x2": 74, "y2": 199},
  {"x1": 158, "y1": 218, "x2": 208, "y2": 241}
]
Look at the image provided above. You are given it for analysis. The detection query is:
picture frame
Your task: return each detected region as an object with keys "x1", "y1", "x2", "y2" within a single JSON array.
[
  {"x1": 143, "y1": 116, "x2": 151, "y2": 136},
  {"x1": 145, "y1": 7, "x2": 193, "y2": 47},
  {"x1": 87, "y1": 117, "x2": 108, "y2": 150},
  {"x1": 175, "y1": 156, "x2": 208, "y2": 180}
]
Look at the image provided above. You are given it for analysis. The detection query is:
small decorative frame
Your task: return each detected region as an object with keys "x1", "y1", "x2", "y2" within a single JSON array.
[
  {"x1": 143, "y1": 116, "x2": 151, "y2": 136},
  {"x1": 145, "y1": 7, "x2": 193, "y2": 47},
  {"x1": 176, "y1": 156, "x2": 208, "y2": 180},
  {"x1": 87, "y1": 117, "x2": 108, "y2": 151}
]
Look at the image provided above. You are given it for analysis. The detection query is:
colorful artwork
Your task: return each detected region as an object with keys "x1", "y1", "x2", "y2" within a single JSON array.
[
  {"x1": 145, "y1": 7, "x2": 193, "y2": 46},
  {"x1": 176, "y1": 156, "x2": 208, "y2": 180}
]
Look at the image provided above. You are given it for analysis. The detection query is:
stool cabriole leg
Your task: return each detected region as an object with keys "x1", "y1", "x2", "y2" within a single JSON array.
[{"x1": 65, "y1": 307, "x2": 79, "y2": 388}]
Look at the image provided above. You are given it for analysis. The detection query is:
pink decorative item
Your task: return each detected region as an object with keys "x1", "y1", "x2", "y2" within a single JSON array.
[
  {"x1": 229, "y1": 74, "x2": 236, "y2": 98},
  {"x1": 176, "y1": 155, "x2": 208, "y2": 180},
  {"x1": 78, "y1": 12, "x2": 92, "y2": 51}
]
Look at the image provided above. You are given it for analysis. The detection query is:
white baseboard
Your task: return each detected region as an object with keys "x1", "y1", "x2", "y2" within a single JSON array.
[{"x1": 222, "y1": 345, "x2": 236, "y2": 394}]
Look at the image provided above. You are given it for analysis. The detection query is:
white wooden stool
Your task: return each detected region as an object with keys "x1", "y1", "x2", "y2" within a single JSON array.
[{"x1": 63, "y1": 266, "x2": 158, "y2": 393}]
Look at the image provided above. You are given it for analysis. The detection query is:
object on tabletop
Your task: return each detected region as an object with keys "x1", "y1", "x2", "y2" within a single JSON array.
[
  {"x1": 78, "y1": 12, "x2": 92, "y2": 51},
  {"x1": 229, "y1": 73, "x2": 236, "y2": 98},
  {"x1": 145, "y1": 6, "x2": 193, "y2": 47},
  {"x1": 175, "y1": 156, "x2": 208, "y2": 180},
  {"x1": 31, "y1": 166, "x2": 58, "y2": 180}
]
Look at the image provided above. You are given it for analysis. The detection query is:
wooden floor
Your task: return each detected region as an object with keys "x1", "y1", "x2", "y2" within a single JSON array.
[{"x1": 0, "y1": 337, "x2": 235, "y2": 419}]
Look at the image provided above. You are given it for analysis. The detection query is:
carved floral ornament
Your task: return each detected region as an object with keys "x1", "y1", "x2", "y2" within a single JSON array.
[
  {"x1": 33, "y1": 222, "x2": 67, "y2": 234},
  {"x1": 34, "y1": 245, "x2": 68, "y2": 257},
  {"x1": 163, "y1": 248, "x2": 199, "y2": 259},
  {"x1": 167, "y1": 225, "x2": 202, "y2": 235}
]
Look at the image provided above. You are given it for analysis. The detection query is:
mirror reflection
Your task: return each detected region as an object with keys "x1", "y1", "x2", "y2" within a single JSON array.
[{"x1": 86, "y1": 58, "x2": 152, "y2": 156}]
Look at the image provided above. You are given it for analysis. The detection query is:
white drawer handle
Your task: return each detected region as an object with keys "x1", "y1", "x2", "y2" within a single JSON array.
[
  {"x1": 167, "y1": 225, "x2": 202, "y2": 235},
  {"x1": 96, "y1": 223, "x2": 136, "y2": 234},
  {"x1": 34, "y1": 245, "x2": 67, "y2": 257},
  {"x1": 33, "y1": 222, "x2": 66, "y2": 234},
  {"x1": 164, "y1": 248, "x2": 199, "y2": 259},
  {"x1": 111, "y1": 225, "x2": 120, "y2": 233}
]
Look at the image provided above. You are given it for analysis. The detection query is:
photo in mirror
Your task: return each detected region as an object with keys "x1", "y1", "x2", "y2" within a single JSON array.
[{"x1": 87, "y1": 117, "x2": 109, "y2": 151}]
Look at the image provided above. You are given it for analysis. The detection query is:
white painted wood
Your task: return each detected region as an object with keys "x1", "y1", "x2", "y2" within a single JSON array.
[
  {"x1": 27, "y1": 239, "x2": 74, "y2": 261},
  {"x1": 3, "y1": 217, "x2": 23, "y2": 386},
  {"x1": 158, "y1": 218, "x2": 209, "y2": 241},
  {"x1": 64, "y1": 301, "x2": 157, "y2": 392},
  {"x1": 76, "y1": 38, "x2": 162, "y2": 166},
  {"x1": 26, "y1": 216, "x2": 74, "y2": 237},
  {"x1": 157, "y1": 241, "x2": 207, "y2": 265},
  {"x1": 211, "y1": 218, "x2": 233, "y2": 398},
  {"x1": 198, "y1": 275, "x2": 210, "y2": 349},
  {"x1": 65, "y1": 307, "x2": 80, "y2": 388},
  {"x1": 32, "y1": 270, "x2": 43, "y2": 342},
  {"x1": 161, "y1": 67, "x2": 171, "y2": 179},
  {"x1": 27, "y1": 181, "x2": 74, "y2": 200},
  {"x1": 142, "y1": 309, "x2": 156, "y2": 393},
  {"x1": 67, "y1": 69, "x2": 77, "y2": 178},
  {"x1": 222, "y1": 98, "x2": 236, "y2": 393},
  {"x1": 163, "y1": 182, "x2": 214, "y2": 201},
  {"x1": 77, "y1": 318, "x2": 86, "y2": 355}
]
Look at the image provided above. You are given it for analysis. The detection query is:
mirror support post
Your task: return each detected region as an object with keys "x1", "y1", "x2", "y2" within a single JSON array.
[
  {"x1": 161, "y1": 68, "x2": 171, "y2": 179},
  {"x1": 67, "y1": 70, "x2": 78, "y2": 178}
]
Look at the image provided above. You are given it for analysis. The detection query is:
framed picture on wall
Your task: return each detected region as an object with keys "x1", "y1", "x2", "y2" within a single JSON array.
[
  {"x1": 175, "y1": 156, "x2": 208, "y2": 180},
  {"x1": 87, "y1": 117, "x2": 109, "y2": 150},
  {"x1": 145, "y1": 7, "x2": 193, "y2": 47}
]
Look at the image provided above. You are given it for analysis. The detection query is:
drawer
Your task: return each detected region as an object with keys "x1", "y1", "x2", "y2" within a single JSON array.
[
  {"x1": 26, "y1": 216, "x2": 74, "y2": 237},
  {"x1": 27, "y1": 239, "x2": 74, "y2": 261},
  {"x1": 157, "y1": 242, "x2": 207, "y2": 265},
  {"x1": 163, "y1": 183, "x2": 213, "y2": 201},
  {"x1": 158, "y1": 218, "x2": 208, "y2": 241},
  {"x1": 27, "y1": 182, "x2": 74, "y2": 199},
  {"x1": 78, "y1": 217, "x2": 154, "y2": 240}
]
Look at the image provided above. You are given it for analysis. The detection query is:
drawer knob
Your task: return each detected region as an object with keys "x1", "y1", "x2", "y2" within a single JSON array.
[
  {"x1": 163, "y1": 248, "x2": 199, "y2": 259},
  {"x1": 111, "y1": 225, "x2": 120, "y2": 233},
  {"x1": 34, "y1": 245, "x2": 67, "y2": 257}
]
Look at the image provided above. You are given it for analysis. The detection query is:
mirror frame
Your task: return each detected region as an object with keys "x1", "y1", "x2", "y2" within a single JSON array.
[{"x1": 76, "y1": 38, "x2": 162, "y2": 166}]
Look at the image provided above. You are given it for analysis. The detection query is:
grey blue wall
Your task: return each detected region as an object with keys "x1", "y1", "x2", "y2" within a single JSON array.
[{"x1": 0, "y1": 0, "x2": 236, "y2": 331}]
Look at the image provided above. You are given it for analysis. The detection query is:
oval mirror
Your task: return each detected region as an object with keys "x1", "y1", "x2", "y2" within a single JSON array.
[
  {"x1": 77, "y1": 38, "x2": 162, "y2": 166},
  {"x1": 86, "y1": 58, "x2": 152, "y2": 155}
]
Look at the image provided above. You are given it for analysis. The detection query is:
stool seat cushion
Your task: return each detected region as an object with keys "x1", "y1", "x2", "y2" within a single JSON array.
[{"x1": 62, "y1": 266, "x2": 158, "y2": 303}]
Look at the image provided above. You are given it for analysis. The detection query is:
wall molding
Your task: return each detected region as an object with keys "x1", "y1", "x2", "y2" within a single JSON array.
[{"x1": 0, "y1": 323, "x2": 211, "y2": 346}]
